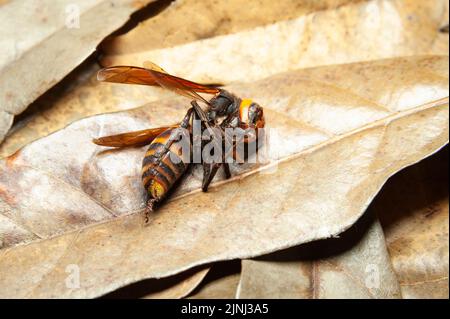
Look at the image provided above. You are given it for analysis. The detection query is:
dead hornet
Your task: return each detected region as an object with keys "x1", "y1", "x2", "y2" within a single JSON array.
[{"x1": 92, "y1": 62, "x2": 265, "y2": 218}]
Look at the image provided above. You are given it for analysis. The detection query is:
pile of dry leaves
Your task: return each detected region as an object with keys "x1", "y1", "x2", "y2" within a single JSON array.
[{"x1": 0, "y1": 0, "x2": 448, "y2": 298}]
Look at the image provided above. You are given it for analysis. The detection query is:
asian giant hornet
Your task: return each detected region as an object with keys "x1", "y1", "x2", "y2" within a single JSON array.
[{"x1": 92, "y1": 62, "x2": 265, "y2": 217}]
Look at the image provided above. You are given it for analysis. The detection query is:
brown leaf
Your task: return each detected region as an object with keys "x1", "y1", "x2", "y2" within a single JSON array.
[
  {"x1": 101, "y1": 0, "x2": 449, "y2": 83},
  {"x1": 188, "y1": 261, "x2": 241, "y2": 299},
  {"x1": 0, "y1": 0, "x2": 154, "y2": 143},
  {"x1": 101, "y1": 266, "x2": 209, "y2": 299},
  {"x1": 375, "y1": 147, "x2": 449, "y2": 299},
  {"x1": 237, "y1": 213, "x2": 401, "y2": 299},
  {"x1": 2, "y1": 0, "x2": 448, "y2": 159},
  {"x1": 0, "y1": 56, "x2": 448, "y2": 298},
  {"x1": 142, "y1": 268, "x2": 209, "y2": 299},
  {"x1": 101, "y1": 0, "x2": 366, "y2": 54}
]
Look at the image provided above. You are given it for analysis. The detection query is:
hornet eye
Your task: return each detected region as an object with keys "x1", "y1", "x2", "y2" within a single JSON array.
[{"x1": 248, "y1": 103, "x2": 261, "y2": 123}]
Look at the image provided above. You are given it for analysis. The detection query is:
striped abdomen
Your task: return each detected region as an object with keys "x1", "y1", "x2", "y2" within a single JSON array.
[{"x1": 141, "y1": 128, "x2": 191, "y2": 201}]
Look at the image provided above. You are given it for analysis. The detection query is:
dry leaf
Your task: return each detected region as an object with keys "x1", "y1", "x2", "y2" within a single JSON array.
[
  {"x1": 102, "y1": 0, "x2": 366, "y2": 53},
  {"x1": 101, "y1": 0, "x2": 449, "y2": 84},
  {"x1": 0, "y1": 56, "x2": 448, "y2": 298},
  {"x1": 374, "y1": 147, "x2": 449, "y2": 298},
  {"x1": 101, "y1": 266, "x2": 209, "y2": 299},
  {"x1": 188, "y1": 261, "x2": 241, "y2": 299},
  {"x1": 0, "y1": 0, "x2": 154, "y2": 143},
  {"x1": 190, "y1": 273, "x2": 240, "y2": 299},
  {"x1": 0, "y1": 60, "x2": 173, "y2": 158},
  {"x1": 237, "y1": 213, "x2": 401, "y2": 299},
  {"x1": 142, "y1": 268, "x2": 208, "y2": 299},
  {"x1": 2, "y1": 0, "x2": 448, "y2": 158}
]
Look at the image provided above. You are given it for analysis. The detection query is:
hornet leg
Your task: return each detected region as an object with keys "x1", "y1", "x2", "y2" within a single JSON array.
[
  {"x1": 202, "y1": 163, "x2": 222, "y2": 192},
  {"x1": 191, "y1": 100, "x2": 211, "y2": 125},
  {"x1": 222, "y1": 130, "x2": 232, "y2": 179},
  {"x1": 190, "y1": 101, "x2": 230, "y2": 190},
  {"x1": 223, "y1": 162, "x2": 231, "y2": 179},
  {"x1": 202, "y1": 134, "x2": 231, "y2": 190}
]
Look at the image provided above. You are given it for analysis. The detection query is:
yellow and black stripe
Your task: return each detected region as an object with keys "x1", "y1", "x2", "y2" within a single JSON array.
[{"x1": 141, "y1": 128, "x2": 191, "y2": 200}]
